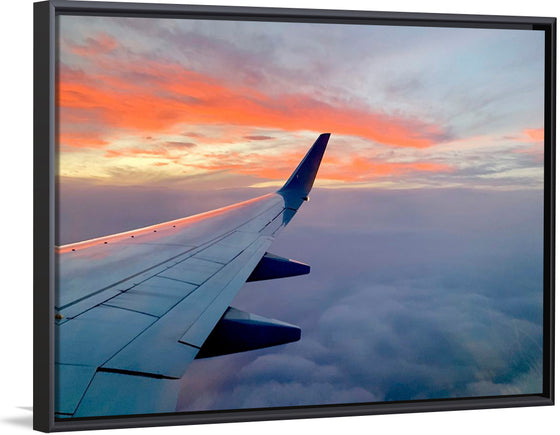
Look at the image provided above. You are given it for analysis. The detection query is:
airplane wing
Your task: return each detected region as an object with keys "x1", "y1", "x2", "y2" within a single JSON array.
[{"x1": 54, "y1": 133, "x2": 330, "y2": 418}]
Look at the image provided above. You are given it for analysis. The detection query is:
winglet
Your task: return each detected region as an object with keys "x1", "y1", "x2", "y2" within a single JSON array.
[{"x1": 278, "y1": 133, "x2": 330, "y2": 206}]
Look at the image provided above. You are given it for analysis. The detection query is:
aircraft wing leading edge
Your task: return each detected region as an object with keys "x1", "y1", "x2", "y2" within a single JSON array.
[{"x1": 54, "y1": 133, "x2": 330, "y2": 418}]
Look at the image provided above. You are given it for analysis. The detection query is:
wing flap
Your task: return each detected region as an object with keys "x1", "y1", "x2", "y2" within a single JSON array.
[
  {"x1": 56, "y1": 305, "x2": 156, "y2": 368},
  {"x1": 55, "y1": 363, "x2": 98, "y2": 415},
  {"x1": 193, "y1": 231, "x2": 256, "y2": 264},
  {"x1": 159, "y1": 257, "x2": 223, "y2": 285},
  {"x1": 73, "y1": 371, "x2": 181, "y2": 418},
  {"x1": 102, "y1": 276, "x2": 197, "y2": 317}
]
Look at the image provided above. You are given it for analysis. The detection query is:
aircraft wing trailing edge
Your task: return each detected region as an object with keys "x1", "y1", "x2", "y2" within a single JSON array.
[{"x1": 54, "y1": 133, "x2": 330, "y2": 418}]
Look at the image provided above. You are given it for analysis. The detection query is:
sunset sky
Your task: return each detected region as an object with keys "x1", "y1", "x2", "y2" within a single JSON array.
[
  {"x1": 56, "y1": 16, "x2": 544, "y2": 191},
  {"x1": 55, "y1": 15, "x2": 545, "y2": 411}
]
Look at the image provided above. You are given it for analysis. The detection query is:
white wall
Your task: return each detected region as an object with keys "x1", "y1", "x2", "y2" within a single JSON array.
[{"x1": 1, "y1": 0, "x2": 556, "y2": 434}]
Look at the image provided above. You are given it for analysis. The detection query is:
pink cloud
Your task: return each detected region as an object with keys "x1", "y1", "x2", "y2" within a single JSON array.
[{"x1": 57, "y1": 55, "x2": 449, "y2": 149}]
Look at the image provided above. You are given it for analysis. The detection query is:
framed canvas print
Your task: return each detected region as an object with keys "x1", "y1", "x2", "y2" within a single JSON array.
[{"x1": 33, "y1": 0, "x2": 555, "y2": 432}]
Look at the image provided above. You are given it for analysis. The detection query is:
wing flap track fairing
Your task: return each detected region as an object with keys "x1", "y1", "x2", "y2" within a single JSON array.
[{"x1": 195, "y1": 307, "x2": 301, "y2": 358}]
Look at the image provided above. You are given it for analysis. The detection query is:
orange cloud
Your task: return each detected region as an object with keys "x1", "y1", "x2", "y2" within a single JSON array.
[
  {"x1": 524, "y1": 128, "x2": 544, "y2": 142},
  {"x1": 104, "y1": 141, "x2": 196, "y2": 159},
  {"x1": 179, "y1": 151, "x2": 453, "y2": 183},
  {"x1": 58, "y1": 132, "x2": 109, "y2": 148},
  {"x1": 319, "y1": 156, "x2": 453, "y2": 182},
  {"x1": 513, "y1": 127, "x2": 544, "y2": 161},
  {"x1": 57, "y1": 58, "x2": 449, "y2": 149},
  {"x1": 190, "y1": 151, "x2": 303, "y2": 180}
]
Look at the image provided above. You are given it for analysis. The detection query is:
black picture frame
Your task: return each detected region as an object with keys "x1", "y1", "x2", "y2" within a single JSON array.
[{"x1": 33, "y1": 0, "x2": 556, "y2": 432}]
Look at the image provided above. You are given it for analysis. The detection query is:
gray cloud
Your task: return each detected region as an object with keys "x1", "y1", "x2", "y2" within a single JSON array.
[
  {"x1": 164, "y1": 141, "x2": 197, "y2": 149},
  {"x1": 243, "y1": 135, "x2": 275, "y2": 141}
]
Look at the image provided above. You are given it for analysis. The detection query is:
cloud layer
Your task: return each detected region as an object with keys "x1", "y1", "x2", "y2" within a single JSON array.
[
  {"x1": 55, "y1": 183, "x2": 544, "y2": 409},
  {"x1": 173, "y1": 188, "x2": 543, "y2": 410}
]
